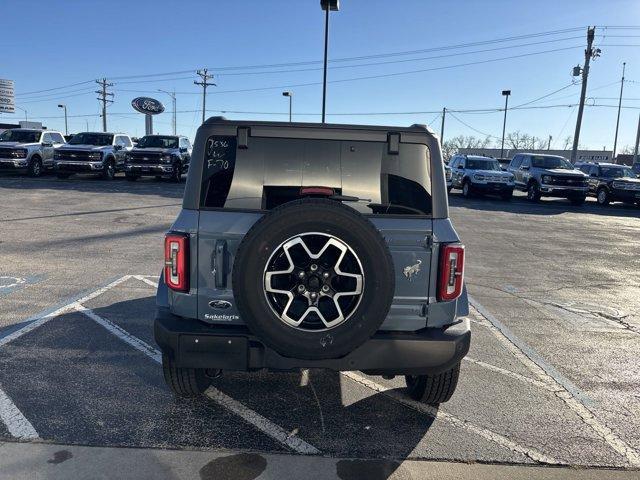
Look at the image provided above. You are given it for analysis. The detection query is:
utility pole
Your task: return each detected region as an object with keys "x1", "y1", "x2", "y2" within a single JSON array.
[
  {"x1": 95, "y1": 78, "x2": 114, "y2": 132},
  {"x1": 547, "y1": 135, "x2": 552, "y2": 150},
  {"x1": 440, "y1": 107, "x2": 446, "y2": 143},
  {"x1": 500, "y1": 90, "x2": 511, "y2": 159},
  {"x1": 633, "y1": 113, "x2": 640, "y2": 164},
  {"x1": 158, "y1": 89, "x2": 177, "y2": 135},
  {"x1": 571, "y1": 26, "x2": 599, "y2": 163},
  {"x1": 612, "y1": 62, "x2": 626, "y2": 162},
  {"x1": 194, "y1": 69, "x2": 216, "y2": 125}
]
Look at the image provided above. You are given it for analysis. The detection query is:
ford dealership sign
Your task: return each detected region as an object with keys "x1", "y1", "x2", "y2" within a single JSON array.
[{"x1": 131, "y1": 97, "x2": 165, "y2": 115}]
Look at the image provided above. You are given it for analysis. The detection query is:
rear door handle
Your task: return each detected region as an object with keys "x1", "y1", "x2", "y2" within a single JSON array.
[{"x1": 212, "y1": 240, "x2": 227, "y2": 288}]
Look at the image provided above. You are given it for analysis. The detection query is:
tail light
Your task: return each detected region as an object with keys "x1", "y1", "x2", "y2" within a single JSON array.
[
  {"x1": 437, "y1": 243, "x2": 465, "y2": 301},
  {"x1": 164, "y1": 233, "x2": 189, "y2": 292}
]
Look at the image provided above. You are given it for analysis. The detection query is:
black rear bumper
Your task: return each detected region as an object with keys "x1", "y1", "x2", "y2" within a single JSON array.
[{"x1": 154, "y1": 307, "x2": 470, "y2": 375}]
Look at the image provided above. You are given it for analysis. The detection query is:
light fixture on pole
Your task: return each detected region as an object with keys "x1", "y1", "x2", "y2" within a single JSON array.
[
  {"x1": 320, "y1": 0, "x2": 339, "y2": 124},
  {"x1": 158, "y1": 89, "x2": 177, "y2": 135},
  {"x1": 57, "y1": 104, "x2": 68, "y2": 135},
  {"x1": 500, "y1": 90, "x2": 511, "y2": 159},
  {"x1": 282, "y1": 91, "x2": 293, "y2": 122}
]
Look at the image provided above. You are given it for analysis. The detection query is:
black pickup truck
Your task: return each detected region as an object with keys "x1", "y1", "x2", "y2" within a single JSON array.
[{"x1": 124, "y1": 135, "x2": 192, "y2": 182}]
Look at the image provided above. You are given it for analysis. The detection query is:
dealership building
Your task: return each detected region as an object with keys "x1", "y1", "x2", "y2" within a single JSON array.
[{"x1": 457, "y1": 148, "x2": 614, "y2": 163}]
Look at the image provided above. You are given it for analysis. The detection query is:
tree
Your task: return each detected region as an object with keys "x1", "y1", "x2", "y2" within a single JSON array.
[
  {"x1": 561, "y1": 136, "x2": 573, "y2": 150},
  {"x1": 442, "y1": 135, "x2": 492, "y2": 160}
]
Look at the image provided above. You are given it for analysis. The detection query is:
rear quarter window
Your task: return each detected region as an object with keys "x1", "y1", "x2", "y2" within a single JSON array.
[{"x1": 201, "y1": 135, "x2": 237, "y2": 208}]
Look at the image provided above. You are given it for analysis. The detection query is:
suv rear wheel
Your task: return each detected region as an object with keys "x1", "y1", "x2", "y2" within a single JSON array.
[
  {"x1": 233, "y1": 198, "x2": 395, "y2": 360},
  {"x1": 162, "y1": 355, "x2": 213, "y2": 398},
  {"x1": 405, "y1": 362, "x2": 460, "y2": 405}
]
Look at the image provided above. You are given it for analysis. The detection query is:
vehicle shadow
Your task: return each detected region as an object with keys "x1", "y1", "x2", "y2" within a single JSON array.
[
  {"x1": 0, "y1": 173, "x2": 185, "y2": 200},
  {"x1": 448, "y1": 191, "x2": 640, "y2": 218},
  {"x1": 87, "y1": 296, "x2": 438, "y2": 477}
]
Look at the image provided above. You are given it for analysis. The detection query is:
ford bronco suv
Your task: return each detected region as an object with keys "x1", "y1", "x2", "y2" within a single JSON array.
[
  {"x1": 0, "y1": 128, "x2": 66, "y2": 177},
  {"x1": 155, "y1": 117, "x2": 470, "y2": 405},
  {"x1": 54, "y1": 132, "x2": 133, "y2": 180},
  {"x1": 507, "y1": 153, "x2": 588, "y2": 204},
  {"x1": 124, "y1": 134, "x2": 192, "y2": 182},
  {"x1": 576, "y1": 162, "x2": 640, "y2": 206},
  {"x1": 448, "y1": 154, "x2": 515, "y2": 200}
]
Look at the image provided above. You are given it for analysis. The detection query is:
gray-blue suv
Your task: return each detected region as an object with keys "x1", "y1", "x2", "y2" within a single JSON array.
[{"x1": 154, "y1": 117, "x2": 470, "y2": 405}]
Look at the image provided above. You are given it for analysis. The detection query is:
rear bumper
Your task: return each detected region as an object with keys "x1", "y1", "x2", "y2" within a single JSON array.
[{"x1": 154, "y1": 307, "x2": 470, "y2": 375}]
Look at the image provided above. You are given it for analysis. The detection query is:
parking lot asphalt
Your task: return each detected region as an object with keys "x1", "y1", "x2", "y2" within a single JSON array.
[{"x1": 0, "y1": 175, "x2": 639, "y2": 476}]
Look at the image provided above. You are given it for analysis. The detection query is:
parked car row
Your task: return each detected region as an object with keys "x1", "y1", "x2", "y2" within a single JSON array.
[
  {"x1": 0, "y1": 128, "x2": 192, "y2": 182},
  {"x1": 446, "y1": 152, "x2": 640, "y2": 207}
]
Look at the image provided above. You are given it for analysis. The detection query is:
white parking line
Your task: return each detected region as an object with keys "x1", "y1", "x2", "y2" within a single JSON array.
[
  {"x1": 0, "y1": 385, "x2": 38, "y2": 440},
  {"x1": 74, "y1": 304, "x2": 321, "y2": 455},
  {"x1": 0, "y1": 275, "x2": 131, "y2": 348},
  {"x1": 462, "y1": 357, "x2": 555, "y2": 392},
  {"x1": 342, "y1": 371, "x2": 561, "y2": 465},
  {"x1": 468, "y1": 296, "x2": 640, "y2": 467},
  {"x1": 133, "y1": 275, "x2": 159, "y2": 289}
]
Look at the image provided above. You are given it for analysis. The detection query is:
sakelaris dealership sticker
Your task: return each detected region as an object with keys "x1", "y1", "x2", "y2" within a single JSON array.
[{"x1": 131, "y1": 97, "x2": 165, "y2": 115}]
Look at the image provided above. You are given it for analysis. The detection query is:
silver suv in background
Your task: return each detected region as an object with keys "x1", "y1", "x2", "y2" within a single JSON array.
[
  {"x1": 54, "y1": 132, "x2": 133, "y2": 180},
  {"x1": 507, "y1": 153, "x2": 588, "y2": 205},
  {"x1": 0, "y1": 129, "x2": 66, "y2": 177},
  {"x1": 448, "y1": 154, "x2": 515, "y2": 200}
]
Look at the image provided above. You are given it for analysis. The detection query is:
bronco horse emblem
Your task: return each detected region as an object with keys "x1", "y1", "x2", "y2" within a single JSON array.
[{"x1": 403, "y1": 259, "x2": 422, "y2": 281}]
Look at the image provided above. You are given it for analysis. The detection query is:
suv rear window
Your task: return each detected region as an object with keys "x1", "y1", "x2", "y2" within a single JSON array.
[{"x1": 200, "y1": 135, "x2": 432, "y2": 216}]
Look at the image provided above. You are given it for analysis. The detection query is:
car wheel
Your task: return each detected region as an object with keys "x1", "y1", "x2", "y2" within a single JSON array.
[
  {"x1": 125, "y1": 173, "x2": 139, "y2": 181},
  {"x1": 102, "y1": 159, "x2": 115, "y2": 180},
  {"x1": 171, "y1": 163, "x2": 182, "y2": 182},
  {"x1": 526, "y1": 183, "x2": 541, "y2": 202},
  {"x1": 162, "y1": 355, "x2": 213, "y2": 398},
  {"x1": 232, "y1": 198, "x2": 395, "y2": 360},
  {"x1": 405, "y1": 362, "x2": 461, "y2": 405},
  {"x1": 462, "y1": 180, "x2": 472, "y2": 198},
  {"x1": 596, "y1": 188, "x2": 610, "y2": 205},
  {"x1": 500, "y1": 191, "x2": 513, "y2": 201},
  {"x1": 569, "y1": 195, "x2": 586, "y2": 206},
  {"x1": 28, "y1": 157, "x2": 43, "y2": 177}
]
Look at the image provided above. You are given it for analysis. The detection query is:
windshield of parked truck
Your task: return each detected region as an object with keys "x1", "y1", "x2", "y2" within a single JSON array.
[
  {"x1": 601, "y1": 166, "x2": 635, "y2": 178},
  {"x1": 136, "y1": 136, "x2": 179, "y2": 149},
  {"x1": 531, "y1": 156, "x2": 573, "y2": 169},
  {"x1": 68, "y1": 133, "x2": 113, "y2": 146},
  {"x1": 466, "y1": 158, "x2": 501, "y2": 171},
  {"x1": 0, "y1": 130, "x2": 42, "y2": 143}
]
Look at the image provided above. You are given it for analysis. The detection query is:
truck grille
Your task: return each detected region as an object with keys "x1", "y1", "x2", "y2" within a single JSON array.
[
  {"x1": 56, "y1": 150, "x2": 93, "y2": 161},
  {"x1": 0, "y1": 147, "x2": 17, "y2": 157},
  {"x1": 549, "y1": 176, "x2": 587, "y2": 187},
  {"x1": 128, "y1": 152, "x2": 162, "y2": 164},
  {"x1": 484, "y1": 175, "x2": 509, "y2": 182}
]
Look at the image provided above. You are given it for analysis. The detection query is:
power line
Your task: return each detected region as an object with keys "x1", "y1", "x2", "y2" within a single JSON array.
[
  {"x1": 194, "y1": 69, "x2": 216, "y2": 124},
  {"x1": 511, "y1": 82, "x2": 580, "y2": 109},
  {"x1": 447, "y1": 111, "x2": 500, "y2": 139},
  {"x1": 95, "y1": 78, "x2": 114, "y2": 132}
]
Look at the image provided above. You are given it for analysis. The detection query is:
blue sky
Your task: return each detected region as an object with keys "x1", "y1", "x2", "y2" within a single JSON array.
[{"x1": 3, "y1": 0, "x2": 640, "y2": 150}]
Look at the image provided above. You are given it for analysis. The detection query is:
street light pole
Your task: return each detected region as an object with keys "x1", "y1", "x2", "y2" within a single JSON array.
[
  {"x1": 612, "y1": 62, "x2": 626, "y2": 162},
  {"x1": 282, "y1": 91, "x2": 293, "y2": 122},
  {"x1": 158, "y1": 89, "x2": 177, "y2": 135},
  {"x1": 58, "y1": 104, "x2": 68, "y2": 135},
  {"x1": 500, "y1": 90, "x2": 511, "y2": 159},
  {"x1": 15, "y1": 105, "x2": 27, "y2": 121},
  {"x1": 320, "y1": 0, "x2": 339, "y2": 124}
]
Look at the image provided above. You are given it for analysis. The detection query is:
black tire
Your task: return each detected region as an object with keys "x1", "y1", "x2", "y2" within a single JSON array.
[
  {"x1": 232, "y1": 198, "x2": 395, "y2": 360},
  {"x1": 171, "y1": 162, "x2": 182, "y2": 182},
  {"x1": 56, "y1": 173, "x2": 71, "y2": 179},
  {"x1": 28, "y1": 156, "x2": 43, "y2": 177},
  {"x1": 162, "y1": 355, "x2": 211, "y2": 398},
  {"x1": 526, "y1": 182, "x2": 541, "y2": 202},
  {"x1": 405, "y1": 362, "x2": 461, "y2": 405},
  {"x1": 569, "y1": 194, "x2": 586, "y2": 206},
  {"x1": 596, "y1": 187, "x2": 610, "y2": 206},
  {"x1": 500, "y1": 191, "x2": 513, "y2": 201},
  {"x1": 102, "y1": 159, "x2": 115, "y2": 180},
  {"x1": 462, "y1": 180, "x2": 472, "y2": 198},
  {"x1": 125, "y1": 173, "x2": 139, "y2": 181}
]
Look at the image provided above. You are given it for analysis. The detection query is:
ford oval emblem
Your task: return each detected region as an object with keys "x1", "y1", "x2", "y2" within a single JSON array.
[
  {"x1": 209, "y1": 300, "x2": 232, "y2": 310},
  {"x1": 131, "y1": 97, "x2": 165, "y2": 115}
]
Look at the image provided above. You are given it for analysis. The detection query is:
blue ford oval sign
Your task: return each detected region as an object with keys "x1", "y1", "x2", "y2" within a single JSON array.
[{"x1": 131, "y1": 97, "x2": 165, "y2": 115}]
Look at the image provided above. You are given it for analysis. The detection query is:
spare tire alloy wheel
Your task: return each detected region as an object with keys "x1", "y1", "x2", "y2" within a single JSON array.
[
  {"x1": 233, "y1": 198, "x2": 395, "y2": 360},
  {"x1": 264, "y1": 232, "x2": 364, "y2": 331}
]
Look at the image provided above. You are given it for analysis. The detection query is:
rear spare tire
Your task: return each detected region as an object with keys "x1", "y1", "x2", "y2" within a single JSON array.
[{"x1": 232, "y1": 198, "x2": 395, "y2": 360}]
